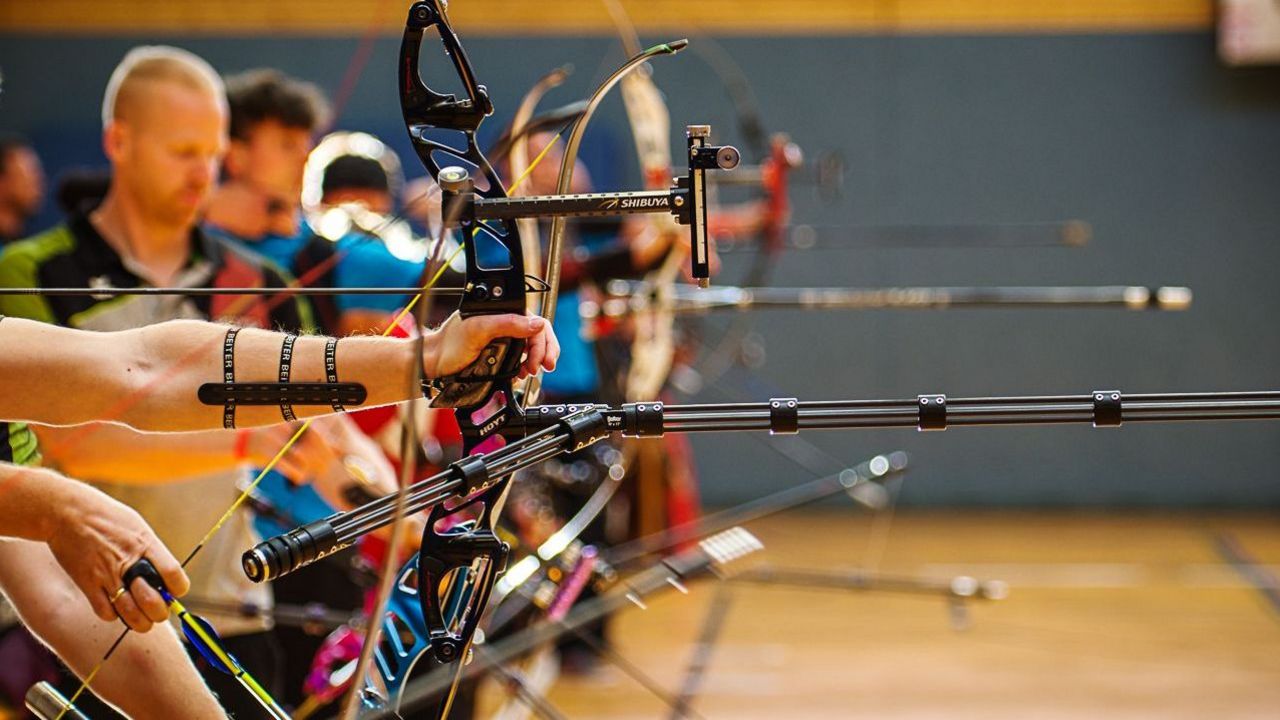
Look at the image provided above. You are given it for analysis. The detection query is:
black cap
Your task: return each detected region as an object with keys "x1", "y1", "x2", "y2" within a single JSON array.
[{"x1": 321, "y1": 154, "x2": 390, "y2": 196}]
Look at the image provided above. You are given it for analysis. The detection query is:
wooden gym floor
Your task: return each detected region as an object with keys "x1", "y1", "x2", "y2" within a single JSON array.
[{"x1": 545, "y1": 511, "x2": 1280, "y2": 719}]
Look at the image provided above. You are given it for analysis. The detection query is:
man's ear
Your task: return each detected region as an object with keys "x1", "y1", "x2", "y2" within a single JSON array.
[
  {"x1": 102, "y1": 122, "x2": 127, "y2": 164},
  {"x1": 222, "y1": 139, "x2": 250, "y2": 180}
]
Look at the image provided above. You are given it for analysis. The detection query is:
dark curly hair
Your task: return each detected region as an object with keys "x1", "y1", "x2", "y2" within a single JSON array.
[{"x1": 224, "y1": 69, "x2": 331, "y2": 140}]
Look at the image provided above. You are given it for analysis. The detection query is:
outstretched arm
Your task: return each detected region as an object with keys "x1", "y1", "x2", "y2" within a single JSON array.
[{"x1": 0, "y1": 313, "x2": 558, "y2": 432}]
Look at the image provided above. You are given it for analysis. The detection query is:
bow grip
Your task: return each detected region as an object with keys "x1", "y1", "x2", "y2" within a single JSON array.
[
  {"x1": 242, "y1": 519, "x2": 342, "y2": 583},
  {"x1": 431, "y1": 163, "x2": 529, "y2": 411},
  {"x1": 429, "y1": 335, "x2": 526, "y2": 410}
]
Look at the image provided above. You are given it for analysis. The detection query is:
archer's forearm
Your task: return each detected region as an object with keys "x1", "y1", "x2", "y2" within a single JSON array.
[
  {"x1": 2, "y1": 319, "x2": 429, "y2": 432},
  {"x1": 142, "y1": 323, "x2": 429, "y2": 431},
  {"x1": 0, "y1": 464, "x2": 78, "y2": 543},
  {"x1": 131, "y1": 322, "x2": 428, "y2": 431}
]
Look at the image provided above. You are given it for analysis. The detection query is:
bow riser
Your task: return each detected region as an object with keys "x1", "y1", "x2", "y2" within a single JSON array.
[
  {"x1": 401, "y1": 1, "x2": 527, "y2": 420},
  {"x1": 391, "y1": 5, "x2": 531, "y2": 716},
  {"x1": 388, "y1": 6, "x2": 734, "y2": 713}
]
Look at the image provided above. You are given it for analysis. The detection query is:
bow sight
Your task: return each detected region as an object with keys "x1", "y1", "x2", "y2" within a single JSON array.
[{"x1": 435, "y1": 124, "x2": 738, "y2": 290}]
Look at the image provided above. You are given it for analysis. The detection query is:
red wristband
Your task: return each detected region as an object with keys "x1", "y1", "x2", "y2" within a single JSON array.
[{"x1": 233, "y1": 429, "x2": 253, "y2": 461}]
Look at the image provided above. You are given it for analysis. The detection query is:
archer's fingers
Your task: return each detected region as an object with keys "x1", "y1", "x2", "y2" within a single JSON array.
[
  {"x1": 88, "y1": 584, "x2": 117, "y2": 623},
  {"x1": 148, "y1": 546, "x2": 190, "y2": 598},
  {"x1": 520, "y1": 317, "x2": 560, "y2": 376},
  {"x1": 462, "y1": 314, "x2": 546, "y2": 343},
  {"x1": 521, "y1": 330, "x2": 548, "y2": 377},
  {"x1": 127, "y1": 574, "x2": 170, "y2": 624},
  {"x1": 112, "y1": 591, "x2": 154, "y2": 633},
  {"x1": 542, "y1": 320, "x2": 560, "y2": 370}
]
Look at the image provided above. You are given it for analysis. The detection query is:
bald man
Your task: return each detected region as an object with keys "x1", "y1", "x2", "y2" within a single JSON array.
[{"x1": 0, "y1": 46, "x2": 320, "y2": 718}]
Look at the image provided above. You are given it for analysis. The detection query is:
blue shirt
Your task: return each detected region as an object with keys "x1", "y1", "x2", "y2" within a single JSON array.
[
  {"x1": 231, "y1": 225, "x2": 424, "y2": 314},
  {"x1": 541, "y1": 291, "x2": 598, "y2": 397},
  {"x1": 208, "y1": 222, "x2": 424, "y2": 539}
]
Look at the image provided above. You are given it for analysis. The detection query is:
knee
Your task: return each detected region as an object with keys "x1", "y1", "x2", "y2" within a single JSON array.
[{"x1": 7, "y1": 578, "x2": 82, "y2": 643}]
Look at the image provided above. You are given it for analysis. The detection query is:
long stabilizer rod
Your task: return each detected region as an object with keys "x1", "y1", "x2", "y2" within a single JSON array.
[
  {"x1": 585, "y1": 283, "x2": 1191, "y2": 320},
  {"x1": 246, "y1": 388, "x2": 1280, "y2": 581}
]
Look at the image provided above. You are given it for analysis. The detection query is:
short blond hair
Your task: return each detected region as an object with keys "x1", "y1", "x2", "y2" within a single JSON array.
[{"x1": 101, "y1": 45, "x2": 225, "y2": 128}]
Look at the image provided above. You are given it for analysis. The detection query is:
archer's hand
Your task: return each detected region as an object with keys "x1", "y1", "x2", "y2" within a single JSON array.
[
  {"x1": 425, "y1": 311, "x2": 560, "y2": 380},
  {"x1": 247, "y1": 423, "x2": 337, "y2": 487},
  {"x1": 47, "y1": 487, "x2": 189, "y2": 632}
]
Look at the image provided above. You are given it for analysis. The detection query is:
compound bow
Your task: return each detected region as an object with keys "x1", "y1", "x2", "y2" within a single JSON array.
[
  {"x1": 318, "y1": 3, "x2": 736, "y2": 716},
  {"x1": 244, "y1": 5, "x2": 1280, "y2": 720}
]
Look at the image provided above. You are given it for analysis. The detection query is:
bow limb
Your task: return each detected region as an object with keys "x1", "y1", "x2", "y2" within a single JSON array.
[
  {"x1": 522, "y1": 38, "x2": 687, "y2": 406},
  {"x1": 374, "y1": 4, "x2": 534, "y2": 716},
  {"x1": 600, "y1": 0, "x2": 686, "y2": 401},
  {"x1": 480, "y1": 24, "x2": 692, "y2": 629},
  {"x1": 508, "y1": 66, "x2": 572, "y2": 316},
  {"x1": 493, "y1": 12, "x2": 679, "y2": 705}
]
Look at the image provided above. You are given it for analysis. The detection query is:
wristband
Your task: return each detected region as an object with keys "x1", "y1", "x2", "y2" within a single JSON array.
[
  {"x1": 222, "y1": 327, "x2": 240, "y2": 429},
  {"x1": 278, "y1": 334, "x2": 298, "y2": 422},
  {"x1": 233, "y1": 429, "x2": 253, "y2": 461}
]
